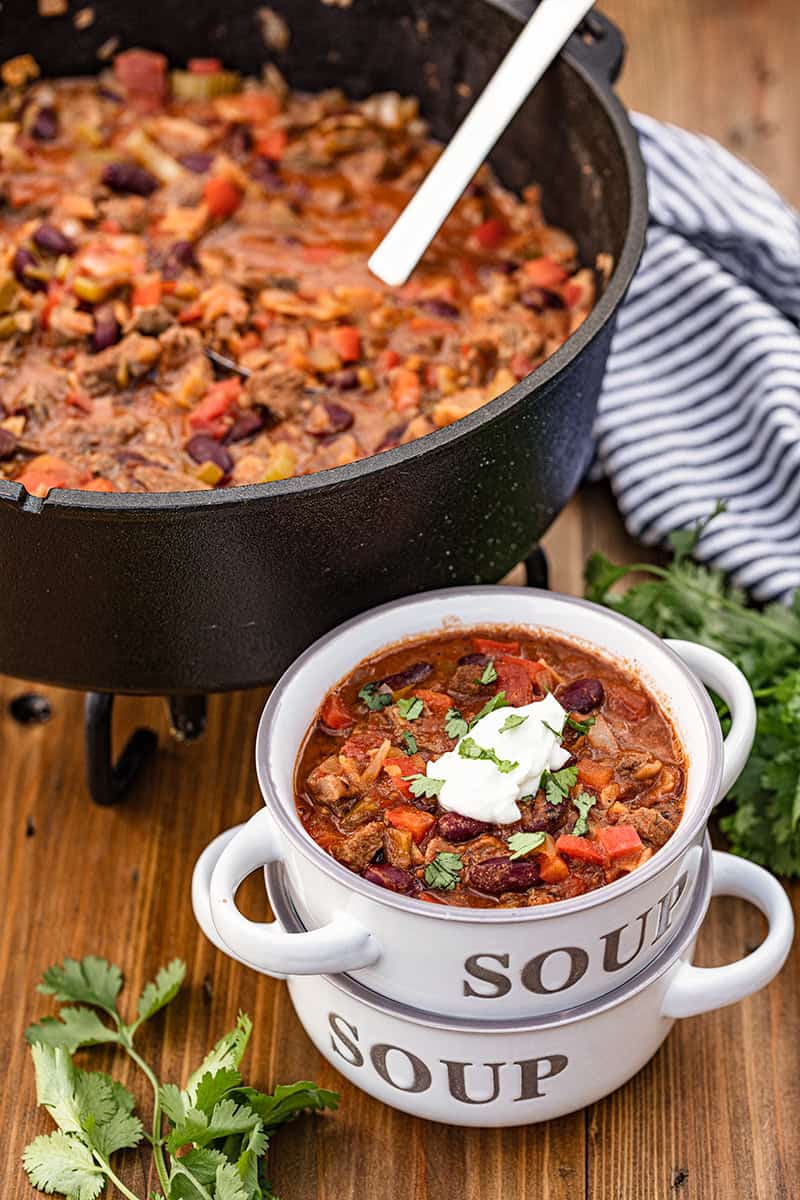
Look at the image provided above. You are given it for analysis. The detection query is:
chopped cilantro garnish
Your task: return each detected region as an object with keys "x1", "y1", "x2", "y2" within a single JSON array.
[
  {"x1": 507, "y1": 831, "x2": 546, "y2": 860},
  {"x1": 405, "y1": 774, "x2": 444, "y2": 799},
  {"x1": 400, "y1": 730, "x2": 418, "y2": 756},
  {"x1": 479, "y1": 660, "x2": 498, "y2": 685},
  {"x1": 458, "y1": 736, "x2": 518, "y2": 774},
  {"x1": 469, "y1": 690, "x2": 508, "y2": 727},
  {"x1": 445, "y1": 707, "x2": 469, "y2": 739},
  {"x1": 565, "y1": 714, "x2": 596, "y2": 735},
  {"x1": 358, "y1": 681, "x2": 392, "y2": 711},
  {"x1": 500, "y1": 713, "x2": 528, "y2": 733},
  {"x1": 572, "y1": 791, "x2": 597, "y2": 836},
  {"x1": 542, "y1": 763, "x2": 578, "y2": 806},
  {"x1": 397, "y1": 696, "x2": 424, "y2": 721},
  {"x1": 424, "y1": 851, "x2": 463, "y2": 890},
  {"x1": 542, "y1": 720, "x2": 564, "y2": 739}
]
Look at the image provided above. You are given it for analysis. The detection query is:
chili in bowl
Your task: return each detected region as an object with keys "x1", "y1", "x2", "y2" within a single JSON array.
[{"x1": 197, "y1": 587, "x2": 756, "y2": 1020}]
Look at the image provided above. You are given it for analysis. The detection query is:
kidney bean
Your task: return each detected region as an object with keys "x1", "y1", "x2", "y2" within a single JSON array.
[
  {"x1": 91, "y1": 308, "x2": 121, "y2": 353},
  {"x1": 329, "y1": 368, "x2": 359, "y2": 390},
  {"x1": 468, "y1": 857, "x2": 541, "y2": 894},
  {"x1": 185, "y1": 434, "x2": 233, "y2": 474},
  {"x1": 521, "y1": 287, "x2": 564, "y2": 311},
  {"x1": 559, "y1": 677, "x2": 605, "y2": 713},
  {"x1": 0, "y1": 428, "x2": 17, "y2": 459},
  {"x1": 457, "y1": 652, "x2": 490, "y2": 667},
  {"x1": 101, "y1": 161, "x2": 158, "y2": 196},
  {"x1": 31, "y1": 106, "x2": 59, "y2": 141},
  {"x1": 419, "y1": 298, "x2": 460, "y2": 319},
  {"x1": 321, "y1": 402, "x2": 354, "y2": 434},
  {"x1": 523, "y1": 794, "x2": 568, "y2": 834},
  {"x1": 12, "y1": 248, "x2": 46, "y2": 292},
  {"x1": 363, "y1": 864, "x2": 416, "y2": 894},
  {"x1": 437, "y1": 812, "x2": 490, "y2": 843},
  {"x1": 225, "y1": 409, "x2": 266, "y2": 443},
  {"x1": 376, "y1": 423, "x2": 407, "y2": 452},
  {"x1": 179, "y1": 151, "x2": 213, "y2": 174},
  {"x1": 33, "y1": 224, "x2": 76, "y2": 257},
  {"x1": 380, "y1": 661, "x2": 433, "y2": 691},
  {"x1": 162, "y1": 239, "x2": 198, "y2": 278}
]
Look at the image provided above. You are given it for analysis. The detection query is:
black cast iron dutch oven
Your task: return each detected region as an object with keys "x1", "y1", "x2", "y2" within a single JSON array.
[{"x1": 0, "y1": 0, "x2": 647, "y2": 695}]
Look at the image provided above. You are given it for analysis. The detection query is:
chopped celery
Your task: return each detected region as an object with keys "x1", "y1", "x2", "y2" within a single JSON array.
[
  {"x1": 123, "y1": 127, "x2": 185, "y2": 185},
  {"x1": 261, "y1": 443, "x2": 296, "y2": 482},
  {"x1": 170, "y1": 70, "x2": 241, "y2": 101},
  {"x1": 74, "y1": 275, "x2": 113, "y2": 303},
  {"x1": 195, "y1": 460, "x2": 224, "y2": 485}
]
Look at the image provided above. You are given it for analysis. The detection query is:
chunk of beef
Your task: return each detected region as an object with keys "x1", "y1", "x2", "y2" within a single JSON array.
[
  {"x1": 129, "y1": 304, "x2": 174, "y2": 336},
  {"x1": 623, "y1": 808, "x2": 676, "y2": 850},
  {"x1": 159, "y1": 324, "x2": 204, "y2": 371},
  {"x1": 244, "y1": 364, "x2": 309, "y2": 420},
  {"x1": 331, "y1": 821, "x2": 385, "y2": 871},
  {"x1": 78, "y1": 333, "x2": 161, "y2": 395}
]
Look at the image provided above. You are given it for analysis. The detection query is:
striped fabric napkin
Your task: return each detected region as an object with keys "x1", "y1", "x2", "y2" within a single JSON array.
[{"x1": 595, "y1": 112, "x2": 800, "y2": 603}]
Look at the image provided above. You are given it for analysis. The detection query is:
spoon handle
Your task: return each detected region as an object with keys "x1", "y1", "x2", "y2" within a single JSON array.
[{"x1": 369, "y1": 0, "x2": 596, "y2": 287}]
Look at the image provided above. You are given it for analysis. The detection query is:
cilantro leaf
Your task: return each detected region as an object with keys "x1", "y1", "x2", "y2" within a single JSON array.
[
  {"x1": 444, "y1": 708, "x2": 468, "y2": 739},
  {"x1": 542, "y1": 720, "x2": 563, "y2": 738},
  {"x1": 358, "y1": 681, "x2": 392, "y2": 711},
  {"x1": 38, "y1": 957, "x2": 122, "y2": 1016},
  {"x1": 424, "y1": 851, "x2": 463, "y2": 890},
  {"x1": 240, "y1": 1080, "x2": 340, "y2": 1131},
  {"x1": 458, "y1": 736, "x2": 518, "y2": 774},
  {"x1": 169, "y1": 1147, "x2": 228, "y2": 1187},
  {"x1": 565, "y1": 714, "x2": 596, "y2": 735},
  {"x1": 193, "y1": 1067, "x2": 243, "y2": 1115},
  {"x1": 572, "y1": 791, "x2": 598, "y2": 837},
  {"x1": 184, "y1": 1012, "x2": 253, "y2": 1105},
  {"x1": 400, "y1": 730, "x2": 418, "y2": 756},
  {"x1": 405, "y1": 774, "x2": 444, "y2": 799},
  {"x1": 507, "y1": 831, "x2": 546, "y2": 859},
  {"x1": 166, "y1": 1098, "x2": 262, "y2": 1154},
  {"x1": 215, "y1": 1161, "x2": 250, "y2": 1200},
  {"x1": 25, "y1": 1006, "x2": 120, "y2": 1054},
  {"x1": 396, "y1": 696, "x2": 423, "y2": 720},
  {"x1": 479, "y1": 660, "x2": 498, "y2": 685},
  {"x1": 500, "y1": 713, "x2": 528, "y2": 733},
  {"x1": 469, "y1": 690, "x2": 508, "y2": 727},
  {"x1": 159, "y1": 1083, "x2": 187, "y2": 1127},
  {"x1": 22, "y1": 1131, "x2": 106, "y2": 1200},
  {"x1": 135, "y1": 959, "x2": 186, "y2": 1027},
  {"x1": 542, "y1": 764, "x2": 578, "y2": 806}
]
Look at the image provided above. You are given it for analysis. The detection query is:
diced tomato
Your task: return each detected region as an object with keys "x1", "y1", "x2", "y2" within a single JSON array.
[
  {"x1": 331, "y1": 325, "x2": 361, "y2": 363},
  {"x1": 556, "y1": 835, "x2": 606, "y2": 865},
  {"x1": 539, "y1": 854, "x2": 570, "y2": 883},
  {"x1": 606, "y1": 684, "x2": 650, "y2": 721},
  {"x1": 178, "y1": 301, "x2": 204, "y2": 324},
  {"x1": 474, "y1": 217, "x2": 508, "y2": 249},
  {"x1": 379, "y1": 348, "x2": 401, "y2": 371},
  {"x1": 204, "y1": 177, "x2": 243, "y2": 220},
  {"x1": 473, "y1": 637, "x2": 520, "y2": 656},
  {"x1": 385, "y1": 805, "x2": 435, "y2": 843},
  {"x1": 39, "y1": 284, "x2": 63, "y2": 331},
  {"x1": 255, "y1": 129, "x2": 288, "y2": 160},
  {"x1": 114, "y1": 49, "x2": 168, "y2": 105},
  {"x1": 522, "y1": 257, "x2": 568, "y2": 289},
  {"x1": 494, "y1": 660, "x2": 534, "y2": 707},
  {"x1": 577, "y1": 760, "x2": 614, "y2": 790},
  {"x1": 416, "y1": 689, "x2": 452, "y2": 716},
  {"x1": 82, "y1": 477, "x2": 116, "y2": 493},
  {"x1": 597, "y1": 825, "x2": 644, "y2": 861},
  {"x1": 188, "y1": 57, "x2": 223, "y2": 74},
  {"x1": 383, "y1": 754, "x2": 426, "y2": 800},
  {"x1": 16, "y1": 454, "x2": 79, "y2": 497},
  {"x1": 390, "y1": 368, "x2": 422, "y2": 412},
  {"x1": 319, "y1": 694, "x2": 354, "y2": 733},
  {"x1": 131, "y1": 275, "x2": 162, "y2": 307},
  {"x1": 188, "y1": 378, "x2": 242, "y2": 435},
  {"x1": 66, "y1": 391, "x2": 93, "y2": 414}
]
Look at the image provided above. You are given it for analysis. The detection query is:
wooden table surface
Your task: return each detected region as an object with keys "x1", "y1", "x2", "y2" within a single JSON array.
[{"x1": 2, "y1": 2, "x2": 799, "y2": 1197}]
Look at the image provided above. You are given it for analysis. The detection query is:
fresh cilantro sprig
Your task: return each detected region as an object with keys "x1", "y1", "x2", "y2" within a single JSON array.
[
  {"x1": 507, "y1": 831, "x2": 546, "y2": 859},
  {"x1": 396, "y1": 696, "x2": 423, "y2": 721},
  {"x1": 405, "y1": 774, "x2": 444, "y2": 799},
  {"x1": 458, "y1": 737, "x2": 518, "y2": 774},
  {"x1": 358, "y1": 681, "x2": 392, "y2": 711},
  {"x1": 500, "y1": 713, "x2": 528, "y2": 733},
  {"x1": 564, "y1": 714, "x2": 596, "y2": 735},
  {"x1": 541, "y1": 764, "x2": 578, "y2": 806},
  {"x1": 400, "y1": 730, "x2": 418, "y2": 756},
  {"x1": 479, "y1": 661, "x2": 498, "y2": 685},
  {"x1": 585, "y1": 503, "x2": 800, "y2": 874},
  {"x1": 424, "y1": 851, "x2": 464, "y2": 890},
  {"x1": 469, "y1": 690, "x2": 508, "y2": 726},
  {"x1": 23, "y1": 956, "x2": 338, "y2": 1200},
  {"x1": 444, "y1": 708, "x2": 468, "y2": 739},
  {"x1": 572, "y1": 791, "x2": 597, "y2": 836}
]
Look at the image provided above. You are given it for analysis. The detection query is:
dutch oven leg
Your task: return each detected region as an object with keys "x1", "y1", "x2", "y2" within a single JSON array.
[
  {"x1": 525, "y1": 545, "x2": 550, "y2": 590},
  {"x1": 84, "y1": 693, "x2": 158, "y2": 807}
]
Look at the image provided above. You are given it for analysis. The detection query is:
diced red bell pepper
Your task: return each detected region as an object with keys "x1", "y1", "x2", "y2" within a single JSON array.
[
  {"x1": 522, "y1": 257, "x2": 568, "y2": 289},
  {"x1": 474, "y1": 217, "x2": 508, "y2": 249},
  {"x1": 131, "y1": 275, "x2": 162, "y2": 308},
  {"x1": 577, "y1": 760, "x2": 614, "y2": 790},
  {"x1": 188, "y1": 57, "x2": 223, "y2": 74},
  {"x1": 390, "y1": 367, "x2": 421, "y2": 412},
  {"x1": 331, "y1": 325, "x2": 361, "y2": 363},
  {"x1": 82, "y1": 477, "x2": 116, "y2": 493},
  {"x1": 556, "y1": 835, "x2": 605, "y2": 865},
  {"x1": 473, "y1": 637, "x2": 521, "y2": 656},
  {"x1": 385, "y1": 805, "x2": 435, "y2": 843},
  {"x1": 114, "y1": 49, "x2": 168, "y2": 105},
  {"x1": 606, "y1": 684, "x2": 651, "y2": 721},
  {"x1": 597, "y1": 825, "x2": 644, "y2": 861},
  {"x1": 416, "y1": 689, "x2": 452, "y2": 716},
  {"x1": 319, "y1": 693, "x2": 354, "y2": 733},
  {"x1": 255, "y1": 129, "x2": 288, "y2": 160},
  {"x1": 379, "y1": 348, "x2": 401, "y2": 371},
  {"x1": 188, "y1": 378, "x2": 242, "y2": 436},
  {"x1": 204, "y1": 177, "x2": 243, "y2": 220},
  {"x1": 494, "y1": 660, "x2": 533, "y2": 707},
  {"x1": 178, "y1": 301, "x2": 204, "y2": 324}
]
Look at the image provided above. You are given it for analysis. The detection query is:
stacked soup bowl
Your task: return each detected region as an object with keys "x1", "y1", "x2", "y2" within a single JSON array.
[{"x1": 192, "y1": 588, "x2": 794, "y2": 1126}]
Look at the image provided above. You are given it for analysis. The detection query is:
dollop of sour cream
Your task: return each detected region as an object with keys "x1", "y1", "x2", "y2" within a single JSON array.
[{"x1": 429, "y1": 692, "x2": 572, "y2": 825}]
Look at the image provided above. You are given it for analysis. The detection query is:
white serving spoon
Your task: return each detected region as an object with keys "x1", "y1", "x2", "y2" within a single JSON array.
[{"x1": 369, "y1": 0, "x2": 596, "y2": 287}]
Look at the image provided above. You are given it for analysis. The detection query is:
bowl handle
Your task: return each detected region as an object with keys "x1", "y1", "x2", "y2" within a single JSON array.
[
  {"x1": 660, "y1": 851, "x2": 793, "y2": 1019},
  {"x1": 192, "y1": 809, "x2": 379, "y2": 976},
  {"x1": 665, "y1": 638, "x2": 756, "y2": 802}
]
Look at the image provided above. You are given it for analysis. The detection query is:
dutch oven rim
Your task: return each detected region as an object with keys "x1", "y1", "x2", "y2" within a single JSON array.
[{"x1": 0, "y1": 2, "x2": 648, "y2": 519}]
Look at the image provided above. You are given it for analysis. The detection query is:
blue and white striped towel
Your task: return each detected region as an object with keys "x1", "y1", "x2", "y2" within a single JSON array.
[{"x1": 595, "y1": 112, "x2": 800, "y2": 604}]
